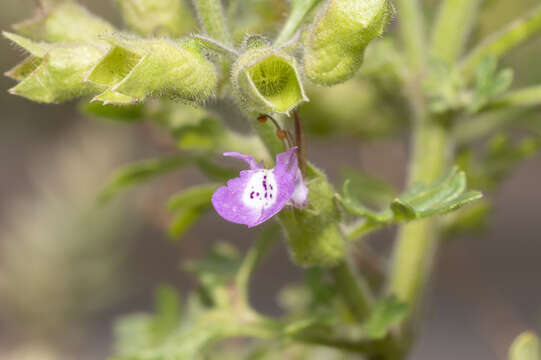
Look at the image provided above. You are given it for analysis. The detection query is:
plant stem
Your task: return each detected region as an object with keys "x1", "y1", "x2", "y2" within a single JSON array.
[
  {"x1": 388, "y1": 116, "x2": 450, "y2": 314},
  {"x1": 236, "y1": 225, "x2": 279, "y2": 307},
  {"x1": 274, "y1": 0, "x2": 323, "y2": 46},
  {"x1": 430, "y1": 0, "x2": 481, "y2": 63},
  {"x1": 330, "y1": 258, "x2": 374, "y2": 322},
  {"x1": 394, "y1": 0, "x2": 427, "y2": 72},
  {"x1": 347, "y1": 220, "x2": 384, "y2": 241},
  {"x1": 254, "y1": 115, "x2": 284, "y2": 159},
  {"x1": 294, "y1": 109, "x2": 307, "y2": 177},
  {"x1": 460, "y1": 4, "x2": 541, "y2": 78},
  {"x1": 487, "y1": 85, "x2": 541, "y2": 110},
  {"x1": 192, "y1": 0, "x2": 233, "y2": 46}
]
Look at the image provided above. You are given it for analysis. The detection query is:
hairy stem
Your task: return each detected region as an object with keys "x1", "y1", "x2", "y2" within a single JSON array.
[
  {"x1": 487, "y1": 85, "x2": 541, "y2": 110},
  {"x1": 192, "y1": 0, "x2": 232, "y2": 46},
  {"x1": 394, "y1": 0, "x2": 427, "y2": 72},
  {"x1": 330, "y1": 258, "x2": 374, "y2": 322},
  {"x1": 430, "y1": 0, "x2": 482, "y2": 63},
  {"x1": 460, "y1": 4, "x2": 541, "y2": 78},
  {"x1": 388, "y1": 117, "x2": 451, "y2": 319},
  {"x1": 235, "y1": 224, "x2": 279, "y2": 307}
]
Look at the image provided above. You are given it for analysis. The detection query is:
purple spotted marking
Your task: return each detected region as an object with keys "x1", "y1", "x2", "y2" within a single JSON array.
[{"x1": 211, "y1": 147, "x2": 309, "y2": 227}]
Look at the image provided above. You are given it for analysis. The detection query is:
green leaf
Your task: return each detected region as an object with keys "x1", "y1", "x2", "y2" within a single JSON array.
[
  {"x1": 441, "y1": 200, "x2": 491, "y2": 238},
  {"x1": 166, "y1": 184, "x2": 219, "y2": 240},
  {"x1": 151, "y1": 285, "x2": 182, "y2": 341},
  {"x1": 460, "y1": 4, "x2": 541, "y2": 78},
  {"x1": 470, "y1": 57, "x2": 514, "y2": 113},
  {"x1": 339, "y1": 167, "x2": 396, "y2": 207},
  {"x1": 99, "y1": 156, "x2": 191, "y2": 203},
  {"x1": 175, "y1": 117, "x2": 227, "y2": 151},
  {"x1": 167, "y1": 184, "x2": 219, "y2": 212},
  {"x1": 337, "y1": 180, "x2": 393, "y2": 223},
  {"x1": 184, "y1": 242, "x2": 242, "y2": 306},
  {"x1": 339, "y1": 167, "x2": 483, "y2": 224},
  {"x1": 390, "y1": 167, "x2": 483, "y2": 220},
  {"x1": 510, "y1": 332, "x2": 540, "y2": 360},
  {"x1": 113, "y1": 285, "x2": 182, "y2": 356},
  {"x1": 363, "y1": 296, "x2": 408, "y2": 340},
  {"x1": 424, "y1": 58, "x2": 468, "y2": 114},
  {"x1": 184, "y1": 242, "x2": 241, "y2": 283},
  {"x1": 80, "y1": 101, "x2": 144, "y2": 122},
  {"x1": 196, "y1": 159, "x2": 238, "y2": 181},
  {"x1": 168, "y1": 208, "x2": 204, "y2": 239}
]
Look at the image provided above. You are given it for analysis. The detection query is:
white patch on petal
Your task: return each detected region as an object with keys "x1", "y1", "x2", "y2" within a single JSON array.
[
  {"x1": 242, "y1": 170, "x2": 278, "y2": 210},
  {"x1": 290, "y1": 169, "x2": 309, "y2": 208}
]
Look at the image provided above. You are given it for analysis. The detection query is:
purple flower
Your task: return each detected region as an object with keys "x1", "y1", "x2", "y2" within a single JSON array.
[{"x1": 211, "y1": 147, "x2": 308, "y2": 227}]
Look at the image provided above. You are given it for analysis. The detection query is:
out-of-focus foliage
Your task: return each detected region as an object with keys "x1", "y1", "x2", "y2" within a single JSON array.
[{"x1": 115, "y1": 0, "x2": 196, "y2": 36}]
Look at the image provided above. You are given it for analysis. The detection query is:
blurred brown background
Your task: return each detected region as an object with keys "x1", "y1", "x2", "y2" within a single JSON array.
[{"x1": 0, "y1": 0, "x2": 540, "y2": 359}]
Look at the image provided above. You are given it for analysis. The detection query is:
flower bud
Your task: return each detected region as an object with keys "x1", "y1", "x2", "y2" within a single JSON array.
[
  {"x1": 304, "y1": 0, "x2": 392, "y2": 86},
  {"x1": 115, "y1": 0, "x2": 196, "y2": 36},
  {"x1": 86, "y1": 35, "x2": 217, "y2": 105},
  {"x1": 279, "y1": 166, "x2": 346, "y2": 267},
  {"x1": 232, "y1": 47, "x2": 308, "y2": 115},
  {"x1": 13, "y1": 1, "x2": 116, "y2": 43},
  {"x1": 4, "y1": 32, "x2": 104, "y2": 103}
]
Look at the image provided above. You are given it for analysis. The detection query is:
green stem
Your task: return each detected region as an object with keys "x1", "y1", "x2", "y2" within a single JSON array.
[
  {"x1": 274, "y1": 0, "x2": 323, "y2": 46},
  {"x1": 395, "y1": 0, "x2": 427, "y2": 72},
  {"x1": 460, "y1": 4, "x2": 541, "y2": 78},
  {"x1": 192, "y1": 0, "x2": 233, "y2": 46},
  {"x1": 388, "y1": 117, "x2": 450, "y2": 312},
  {"x1": 235, "y1": 225, "x2": 279, "y2": 306},
  {"x1": 330, "y1": 258, "x2": 374, "y2": 322},
  {"x1": 347, "y1": 220, "x2": 384, "y2": 241},
  {"x1": 430, "y1": 0, "x2": 481, "y2": 63},
  {"x1": 294, "y1": 109, "x2": 307, "y2": 177},
  {"x1": 487, "y1": 85, "x2": 541, "y2": 110},
  {"x1": 254, "y1": 115, "x2": 285, "y2": 159}
]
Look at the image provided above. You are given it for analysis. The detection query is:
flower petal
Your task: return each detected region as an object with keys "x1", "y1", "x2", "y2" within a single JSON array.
[
  {"x1": 212, "y1": 148, "x2": 301, "y2": 227},
  {"x1": 223, "y1": 152, "x2": 263, "y2": 170},
  {"x1": 290, "y1": 168, "x2": 309, "y2": 208}
]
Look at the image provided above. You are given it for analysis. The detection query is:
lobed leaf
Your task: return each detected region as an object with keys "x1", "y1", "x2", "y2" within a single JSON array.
[
  {"x1": 469, "y1": 57, "x2": 514, "y2": 113},
  {"x1": 339, "y1": 167, "x2": 483, "y2": 225}
]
